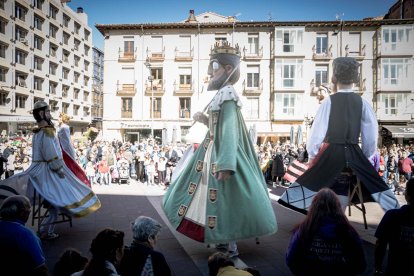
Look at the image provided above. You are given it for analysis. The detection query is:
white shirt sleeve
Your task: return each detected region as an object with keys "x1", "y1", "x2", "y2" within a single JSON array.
[
  {"x1": 360, "y1": 98, "x2": 378, "y2": 159},
  {"x1": 306, "y1": 97, "x2": 331, "y2": 159}
]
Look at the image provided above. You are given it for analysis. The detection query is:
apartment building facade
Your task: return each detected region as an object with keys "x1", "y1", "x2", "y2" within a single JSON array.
[
  {"x1": 0, "y1": 0, "x2": 93, "y2": 136},
  {"x1": 91, "y1": 46, "x2": 103, "y2": 131},
  {"x1": 97, "y1": 12, "x2": 414, "y2": 144}
]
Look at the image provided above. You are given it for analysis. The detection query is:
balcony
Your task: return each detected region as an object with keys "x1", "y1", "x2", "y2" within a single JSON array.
[
  {"x1": 145, "y1": 79, "x2": 165, "y2": 95},
  {"x1": 312, "y1": 45, "x2": 333, "y2": 60},
  {"x1": 121, "y1": 110, "x2": 132, "y2": 118},
  {"x1": 310, "y1": 79, "x2": 330, "y2": 103},
  {"x1": 174, "y1": 47, "x2": 193, "y2": 62},
  {"x1": 116, "y1": 83, "x2": 136, "y2": 96},
  {"x1": 118, "y1": 49, "x2": 135, "y2": 63},
  {"x1": 345, "y1": 44, "x2": 366, "y2": 60},
  {"x1": 173, "y1": 81, "x2": 194, "y2": 95},
  {"x1": 242, "y1": 79, "x2": 263, "y2": 96},
  {"x1": 242, "y1": 46, "x2": 263, "y2": 60},
  {"x1": 179, "y1": 108, "x2": 191, "y2": 119},
  {"x1": 147, "y1": 47, "x2": 165, "y2": 62}
]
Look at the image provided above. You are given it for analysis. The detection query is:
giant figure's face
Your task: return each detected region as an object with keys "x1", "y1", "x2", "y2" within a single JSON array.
[{"x1": 207, "y1": 59, "x2": 231, "y2": 91}]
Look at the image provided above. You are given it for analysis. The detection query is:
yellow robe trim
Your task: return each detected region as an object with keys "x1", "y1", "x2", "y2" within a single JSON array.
[
  {"x1": 64, "y1": 192, "x2": 96, "y2": 209},
  {"x1": 72, "y1": 199, "x2": 102, "y2": 218}
]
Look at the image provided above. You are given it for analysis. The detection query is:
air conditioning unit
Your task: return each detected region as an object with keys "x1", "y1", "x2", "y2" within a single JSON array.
[{"x1": 19, "y1": 38, "x2": 28, "y2": 45}]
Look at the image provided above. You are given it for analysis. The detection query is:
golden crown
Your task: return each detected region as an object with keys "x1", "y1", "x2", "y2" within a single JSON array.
[{"x1": 210, "y1": 41, "x2": 240, "y2": 56}]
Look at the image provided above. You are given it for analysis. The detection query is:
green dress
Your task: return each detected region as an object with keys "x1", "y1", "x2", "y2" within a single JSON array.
[{"x1": 162, "y1": 85, "x2": 277, "y2": 243}]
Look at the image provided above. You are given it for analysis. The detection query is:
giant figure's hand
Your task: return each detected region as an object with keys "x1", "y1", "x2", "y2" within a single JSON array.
[
  {"x1": 193, "y1": 112, "x2": 209, "y2": 126},
  {"x1": 214, "y1": 170, "x2": 232, "y2": 181}
]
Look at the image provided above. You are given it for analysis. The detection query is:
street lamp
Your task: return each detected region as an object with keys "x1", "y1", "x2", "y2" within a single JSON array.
[{"x1": 144, "y1": 60, "x2": 154, "y2": 138}]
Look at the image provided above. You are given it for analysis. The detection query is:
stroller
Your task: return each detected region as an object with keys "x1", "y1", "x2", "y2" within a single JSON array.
[{"x1": 117, "y1": 158, "x2": 130, "y2": 184}]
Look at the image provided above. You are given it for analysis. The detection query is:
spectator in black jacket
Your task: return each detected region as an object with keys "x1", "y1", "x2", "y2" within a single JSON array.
[{"x1": 119, "y1": 216, "x2": 171, "y2": 276}]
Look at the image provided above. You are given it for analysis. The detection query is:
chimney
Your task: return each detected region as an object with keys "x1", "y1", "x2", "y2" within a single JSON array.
[
  {"x1": 185, "y1": 9, "x2": 197, "y2": 23},
  {"x1": 77, "y1": 7, "x2": 84, "y2": 13}
]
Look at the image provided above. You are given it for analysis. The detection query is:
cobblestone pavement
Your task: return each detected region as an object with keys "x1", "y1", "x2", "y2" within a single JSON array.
[{"x1": 33, "y1": 179, "x2": 406, "y2": 275}]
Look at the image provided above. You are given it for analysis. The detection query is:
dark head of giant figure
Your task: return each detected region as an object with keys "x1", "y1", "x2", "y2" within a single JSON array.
[
  {"x1": 207, "y1": 41, "x2": 241, "y2": 91},
  {"x1": 332, "y1": 57, "x2": 360, "y2": 91},
  {"x1": 32, "y1": 100, "x2": 54, "y2": 127}
]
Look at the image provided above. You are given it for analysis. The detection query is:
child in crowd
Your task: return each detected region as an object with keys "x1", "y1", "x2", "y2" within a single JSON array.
[
  {"x1": 157, "y1": 156, "x2": 167, "y2": 185},
  {"x1": 386, "y1": 172, "x2": 398, "y2": 193},
  {"x1": 397, "y1": 175, "x2": 407, "y2": 195},
  {"x1": 146, "y1": 160, "x2": 156, "y2": 186},
  {"x1": 86, "y1": 161, "x2": 96, "y2": 186}
]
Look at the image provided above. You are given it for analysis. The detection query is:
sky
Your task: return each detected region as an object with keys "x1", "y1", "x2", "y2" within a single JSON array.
[{"x1": 67, "y1": 0, "x2": 398, "y2": 50}]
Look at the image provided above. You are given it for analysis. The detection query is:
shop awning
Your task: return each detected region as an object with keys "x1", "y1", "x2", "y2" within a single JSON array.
[{"x1": 383, "y1": 125, "x2": 414, "y2": 138}]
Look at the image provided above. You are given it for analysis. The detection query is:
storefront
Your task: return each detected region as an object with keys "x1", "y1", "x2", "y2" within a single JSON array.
[{"x1": 381, "y1": 125, "x2": 414, "y2": 146}]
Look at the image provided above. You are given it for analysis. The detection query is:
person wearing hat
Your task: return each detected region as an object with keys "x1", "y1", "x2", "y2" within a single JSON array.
[
  {"x1": 162, "y1": 41, "x2": 277, "y2": 257},
  {"x1": 278, "y1": 57, "x2": 399, "y2": 214},
  {"x1": 58, "y1": 112, "x2": 91, "y2": 187},
  {"x1": 0, "y1": 101, "x2": 101, "y2": 240}
]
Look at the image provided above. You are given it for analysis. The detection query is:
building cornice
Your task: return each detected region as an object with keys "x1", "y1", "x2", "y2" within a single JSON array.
[{"x1": 95, "y1": 19, "x2": 414, "y2": 35}]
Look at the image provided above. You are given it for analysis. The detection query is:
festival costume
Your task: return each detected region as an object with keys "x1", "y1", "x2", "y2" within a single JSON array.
[
  {"x1": 162, "y1": 85, "x2": 277, "y2": 243},
  {"x1": 58, "y1": 123, "x2": 91, "y2": 187},
  {"x1": 0, "y1": 126, "x2": 100, "y2": 217},
  {"x1": 278, "y1": 91, "x2": 399, "y2": 213}
]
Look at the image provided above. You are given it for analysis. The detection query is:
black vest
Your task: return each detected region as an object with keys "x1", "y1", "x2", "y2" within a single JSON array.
[{"x1": 324, "y1": 93, "x2": 362, "y2": 145}]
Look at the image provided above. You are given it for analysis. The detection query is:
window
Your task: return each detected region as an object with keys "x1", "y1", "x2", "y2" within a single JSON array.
[
  {"x1": 383, "y1": 27, "x2": 411, "y2": 51},
  {"x1": 83, "y1": 92, "x2": 89, "y2": 101},
  {"x1": 34, "y1": 56, "x2": 43, "y2": 70},
  {"x1": 179, "y1": 98, "x2": 191, "y2": 118},
  {"x1": 315, "y1": 66, "x2": 328, "y2": 87},
  {"x1": 62, "y1": 103, "x2": 69, "y2": 114},
  {"x1": 84, "y1": 45, "x2": 90, "y2": 56},
  {"x1": 62, "y1": 85, "x2": 69, "y2": 98},
  {"x1": 243, "y1": 98, "x2": 259, "y2": 119},
  {"x1": 34, "y1": 77, "x2": 43, "y2": 90},
  {"x1": 49, "y1": 81, "x2": 57, "y2": 94},
  {"x1": 151, "y1": 98, "x2": 161, "y2": 118},
  {"x1": 73, "y1": 105, "x2": 79, "y2": 116},
  {"x1": 382, "y1": 58, "x2": 410, "y2": 86},
  {"x1": 49, "y1": 62, "x2": 57, "y2": 75},
  {"x1": 49, "y1": 24, "x2": 58, "y2": 38},
  {"x1": 15, "y1": 50, "x2": 26, "y2": 65},
  {"x1": 34, "y1": 35, "x2": 43, "y2": 50},
  {"x1": 151, "y1": 68, "x2": 163, "y2": 80},
  {"x1": 84, "y1": 76, "x2": 89, "y2": 86},
  {"x1": 0, "y1": 43, "x2": 7, "y2": 58},
  {"x1": 179, "y1": 68, "x2": 191, "y2": 86},
  {"x1": 276, "y1": 29, "x2": 303, "y2": 53},
  {"x1": 124, "y1": 41, "x2": 134, "y2": 55},
  {"x1": 15, "y1": 4, "x2": 27, "y2": 21},
  {"x1": 215, "y1": 34, "x2": 227, "y2": 43},
  {"x1": 316, "y1": 34, "x2": 328, "y2": 54},
  {"x1": 0, "y1": 0, "x2": 5, "y2": 10},
  {"x1": 381, "y1": 94, "x2": 404, "y2": 115},
  {"x1": 74, "y1": 72, "x2": 79, "y2": 83},
  {"x1": 275, "y1": 93, "x2": 303, "y2": 118},
  {"x1": 34, "y1": 0, "x2": 43, "y2": 10},
  {"x1": 84, "y1": 29, "x2": 90, "y2": 41},
  {"x1": 74, "y1": 39, "x2": 80, "y2": 50},
  {"x1": 74, "y1": 56, "x2": 80, "y2": 67},
  {"x1": 63, "y1": 14, "x2": 70, "y2": 28},
  {"x1": 0, "y1": 67, "x2": 7, "y2": 82},
  {"x1": 0, "y1": 92, "x2": 7, "y2": 106},
  {"x1": 0, "y1": 17, "x2": 6, "y2": 34},
  {"x1": 62, "y1": 68, "x2": 69, "y2": 80},
  {"x1": 247, "y1": 33, "x2": 259, "y2": 55},
  {"x1": 63, "y1": 32, "x2": 70, "y2": 45},
  {"x1": 84, "y1": 61, "x2": 89, "y2": 72},
  {"x1": 15, "y1": 94, "x2": 27, "y2": 108},
  {"x1": 176, "y1": 35, "x2": 191, "y2": 56},
  {"x1": 247, "y1": 65, "x2": 260, "y2": 88},
  {"x1": 74, "y1": 22, "x2": 81, "y2": 34},
  {"x1": 15, "y1": 26, "x2": 27, "y2": 40},
  {"x1": 34, "y1": 15, "x2": 43, "y2": 31},
  {"x1": 74, "y1": 89, "x2": 79, "y2": 99},
  {"x1": 49, "y1": 43, "x2": 57, "y2": 57},
  {"x1": 62, "y1": 50, "x2": 69, "y2": 63},
  {"x1": 83, "y1": 107, "x2": 89, "y2": 117},
  {"x1": 122, "y1": 97, "x2": 132, "y2": 118},
  {"x1": 49, "y1": 4, "x2": 58, "y2": 20},
  {"x1": 276, "y1": 59, "x2": 303, "y2": 88}
]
